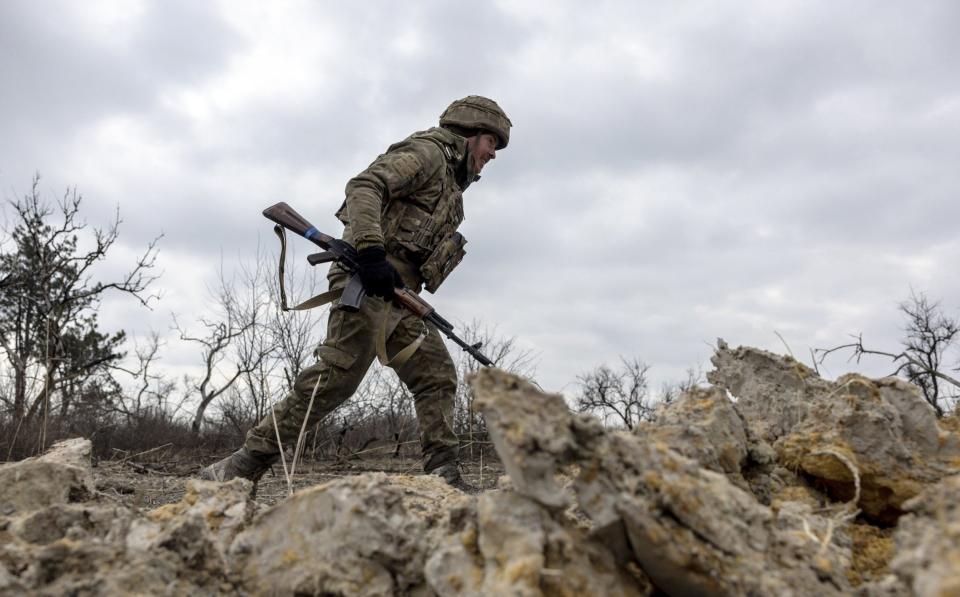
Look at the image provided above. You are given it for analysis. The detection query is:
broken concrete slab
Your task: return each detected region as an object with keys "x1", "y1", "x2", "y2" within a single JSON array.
[
  {"x1": 8, "y1": 502, "x2": 133, "y2": 546},
  {"x1": 640, "y1": 381, "x2": 831, "y2": 510},
  {"x1": 9, "y1": 538, "x2": 236, "y2": 596},
  {"x1": 472, "y1": 373, "x2": 581, "y2": 512},
  {"x1": 0, "y1": 438, "x2": 96, "y2": 517},
  {"x1": 472, "y1": 367, "x2": 854, "y2": 596},
  {"x1": 425, "y1": 489, "x2": 650, "y2": 596},
  {"x1": 230, "y1": 473, "x2": 470, "y2": 596},
  {"x1": 0, "y1": 440, "x2": 243, "y2": 595},
  {"x1": 137, "y1": 479, "x2": 256, "y2": 558},
  {"x1": 889, "y1": 474, "x2": 960, "y2": 597},
  {"x1": 637, "y1": 386, "x2": 750, "y2": 487},
  {"x1": 707, "y1": 339, "x2": 832, "y2": 444},
  {"x1": 709, "y1": 342, "x2": 960, "y2": 522}
]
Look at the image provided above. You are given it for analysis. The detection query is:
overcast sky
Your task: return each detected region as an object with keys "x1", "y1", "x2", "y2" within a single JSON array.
[{"x1": 2, "y1": 0, "x2": 959, "y2": 400}]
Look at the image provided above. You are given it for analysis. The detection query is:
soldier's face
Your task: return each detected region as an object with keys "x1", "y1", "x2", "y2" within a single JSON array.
[{"x1": 467, "y1": 132, "x2": 498, "y2": 175}]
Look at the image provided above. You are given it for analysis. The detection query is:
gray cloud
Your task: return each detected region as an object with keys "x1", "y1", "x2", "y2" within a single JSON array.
[{"x1": 2, "y1": 0, "x2": 958, "y2": 396}]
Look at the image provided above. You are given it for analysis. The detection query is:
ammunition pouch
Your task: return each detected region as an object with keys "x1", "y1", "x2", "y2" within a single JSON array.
[
  {"x1": 384, "y1": 203, "x2": 438, "y2": 255},
  {"x1": 420, "y1": 231, "x2": 467, "y2": 293},
  {"x1": 382, "y1": 186, "x2": 464, "y2": 254}
]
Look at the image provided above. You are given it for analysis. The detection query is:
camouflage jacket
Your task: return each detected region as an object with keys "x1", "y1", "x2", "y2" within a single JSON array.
[{"x1": 336, "y1": 127, "x2": 475, "y2": 293}]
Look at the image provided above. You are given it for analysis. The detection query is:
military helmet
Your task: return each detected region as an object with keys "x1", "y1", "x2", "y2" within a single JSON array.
[{"x1": 439, "y1": 95, "x2": 512, "y2": 149}]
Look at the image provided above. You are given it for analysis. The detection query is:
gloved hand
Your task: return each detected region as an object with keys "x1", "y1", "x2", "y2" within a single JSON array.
[{"x1": 356, "y1": 246, "x2": 402, "y2": 299}]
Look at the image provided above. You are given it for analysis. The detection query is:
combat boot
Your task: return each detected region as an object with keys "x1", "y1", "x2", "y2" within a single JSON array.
[
  {"x1": 431, "y1": 462, "x2": 477, "y2": 494},
  {"x1": 199, "y1": 447, "x2": 277, "y2": 483}
]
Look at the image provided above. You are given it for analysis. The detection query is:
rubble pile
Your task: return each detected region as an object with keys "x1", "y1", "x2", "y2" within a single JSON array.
[
  {"x1": 708, "y1": 340, "x2": 960, "y2": 524},
  {"x1": 1, "y1": 341, "x2": 958, "y2": 596},
  {"x1": 231, "y1": 474, "x2": 469, "y2": 595},
  {"x1": 0, "y1": 439, "x2": 246, "y2": 595}
]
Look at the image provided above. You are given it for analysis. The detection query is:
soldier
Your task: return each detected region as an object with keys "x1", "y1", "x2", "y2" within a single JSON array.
[{"x1": 200, "y1": 96, "x2": 511, "y2": 491}]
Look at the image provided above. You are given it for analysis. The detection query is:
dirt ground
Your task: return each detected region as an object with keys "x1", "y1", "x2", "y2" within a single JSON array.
[{"x1": 92, "y1": 448, "x2": 505, "y2": 510}]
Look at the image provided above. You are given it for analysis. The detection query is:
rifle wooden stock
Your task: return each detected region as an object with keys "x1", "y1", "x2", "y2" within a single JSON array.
[
  {"x1": 394, "y1": 288, "x2": 434, "y2": 318},
  {"x1": 263, "y1": 202, "x2": 334, "y2": 248}
]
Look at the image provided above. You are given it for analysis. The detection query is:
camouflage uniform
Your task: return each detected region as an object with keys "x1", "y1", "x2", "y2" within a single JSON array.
[
  {"x1": 246, "y1": 123, "x2": 496, "y2": 472},
  {"x1": 200, "y1": 96, "x2": 511, "y2": 484}
]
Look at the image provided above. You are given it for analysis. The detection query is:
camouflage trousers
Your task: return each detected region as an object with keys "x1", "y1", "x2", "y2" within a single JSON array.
[{"x1": 245, "y1": 271, "x2": 459, "y2": 472}]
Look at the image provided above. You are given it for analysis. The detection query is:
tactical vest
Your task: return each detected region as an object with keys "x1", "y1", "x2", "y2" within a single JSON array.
[{"x1": 342, "y1": 127, "x2": 469, "y2": 294}]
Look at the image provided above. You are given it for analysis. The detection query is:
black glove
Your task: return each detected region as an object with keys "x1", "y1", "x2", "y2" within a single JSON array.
[{"x1": 356, "y1": 246, "x2": 402, "y2": 299}]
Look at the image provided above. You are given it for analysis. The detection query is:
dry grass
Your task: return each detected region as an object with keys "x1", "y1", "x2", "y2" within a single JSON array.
[{"x1": 93, "y1": 455, "x2": 505, "y2": 510}]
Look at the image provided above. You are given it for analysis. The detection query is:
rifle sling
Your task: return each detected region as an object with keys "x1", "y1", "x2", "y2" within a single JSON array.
[
  {"x1": 376, "y1": 308, "x2": 427, "y2": 370},
  {"x1": 274, "y1": 225, "x2": 346, "y2": 311},
  {"x1": 273, "y1": 224, "x2": 426, "y2": 368}
]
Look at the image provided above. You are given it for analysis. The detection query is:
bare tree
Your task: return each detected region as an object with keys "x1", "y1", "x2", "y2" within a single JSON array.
[
  {"x1": 575, "y1": 356, "x2": 656, "y2": 429},
  {"x1": 206, "y1": 242, "x2": 324, "y2": 433},
  {"x1": 110, "y1": 332, "x2": 179, "y2": 422},
  {"x1": 899, "y1": 292, "x2": 960, "y2": 415},
  {"x1": 232, "y1": 251, "x2": 283, "y2": 424},
  {"x1": 0, "y1": 175, "x2": 160, "y2": 450},
  {"x1": 814, "y1": 290, "x2": 960, "y2": 417},
  {"x1": 177, "y1": 264, "x2": 269, "y2": 434}
]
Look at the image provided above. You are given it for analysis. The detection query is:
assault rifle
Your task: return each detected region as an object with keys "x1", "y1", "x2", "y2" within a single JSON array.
[{"x1": 263, "y1": 202, "x2": 494, "y2": 367}]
